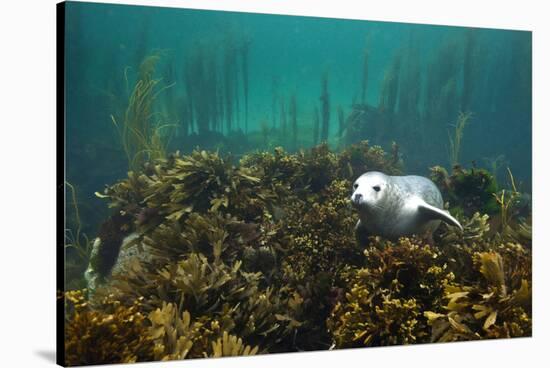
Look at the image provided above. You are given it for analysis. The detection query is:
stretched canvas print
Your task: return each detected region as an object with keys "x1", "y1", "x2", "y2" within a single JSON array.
[{"x1": 57, "y1": 1, "x2": 532, "y2": 366}]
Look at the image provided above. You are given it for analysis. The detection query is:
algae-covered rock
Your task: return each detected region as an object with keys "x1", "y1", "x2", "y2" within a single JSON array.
[
  {"x1": 65, "y1": 141, "x2": 530, "y2": 364},
  {"x1": 328, "y1": 212, "x2": 531, "y2": 348},
  {"x1": 424, "y1": 250, "x2": 531, "y2": 342},
  {"x1": 64, "y1": 290, "x2": 154, "y2": 366},
  {"x1": 327, "y1": 237, "x2": 453, "y2": 347}
]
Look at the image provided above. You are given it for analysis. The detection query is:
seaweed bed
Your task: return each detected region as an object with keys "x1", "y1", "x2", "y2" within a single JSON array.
[{"x1": 63, "y1": 141, "x2": 531, "y2": 366}]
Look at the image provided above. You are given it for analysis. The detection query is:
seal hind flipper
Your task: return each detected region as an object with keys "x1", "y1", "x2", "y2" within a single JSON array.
[{"x1": 417, "y1": 200, "x2": 463, "y2": 231}]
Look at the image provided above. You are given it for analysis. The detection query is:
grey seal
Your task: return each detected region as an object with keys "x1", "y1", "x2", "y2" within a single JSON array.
[{"x1": 351, "y1": 171, "x2": 462, "y2": 241}]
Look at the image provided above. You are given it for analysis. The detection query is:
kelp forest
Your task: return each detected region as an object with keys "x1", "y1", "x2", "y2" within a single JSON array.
[{"x1": 62, "y1": 3, "x2": 532, "y2": 366}]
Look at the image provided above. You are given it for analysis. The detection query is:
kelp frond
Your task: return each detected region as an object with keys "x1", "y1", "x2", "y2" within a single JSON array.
[
  {"x1": 447, "y1": 111, "x2": 472, "y2": 167},
  {"x1": 64, "y1": 181, "x2": 94, "y2": 289},
  {"x1": 493, "y1": 167, "x2": 521, "y2": 230},
  {"x1": 111, "y1": 53, "x2": 177, "y2": 171}
]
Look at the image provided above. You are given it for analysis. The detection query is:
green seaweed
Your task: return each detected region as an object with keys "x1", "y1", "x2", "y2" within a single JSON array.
[{"x1": 430, "y1": 164, "x2": 499, "y2": 217}]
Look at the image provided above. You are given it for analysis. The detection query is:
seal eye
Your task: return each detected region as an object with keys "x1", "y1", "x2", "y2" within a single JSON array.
[
  {"x1": 373, "y1": 185, "x2": 381, "y2": 192},
  {"x1": 353, "y1": 183, "x2": 358, "y2": 190}
]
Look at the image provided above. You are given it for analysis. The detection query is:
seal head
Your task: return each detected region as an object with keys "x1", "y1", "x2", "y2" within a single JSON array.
[{"x1": 351, "y1": 171, "x2": 462, "y2": 242}]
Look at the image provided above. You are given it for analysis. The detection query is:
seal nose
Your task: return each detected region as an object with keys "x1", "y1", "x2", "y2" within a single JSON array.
[{"x1": 354, "y1": 193, "x2": 363, "y2": 203}]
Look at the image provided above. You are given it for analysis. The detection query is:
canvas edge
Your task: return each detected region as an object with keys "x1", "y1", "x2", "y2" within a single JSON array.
[{"x1": 56, "y1": 1, "x2": 67, "y2": 367}]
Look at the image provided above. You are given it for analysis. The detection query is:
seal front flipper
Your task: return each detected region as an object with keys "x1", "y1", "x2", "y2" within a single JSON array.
[
  {"x1": 355, "y1": 219, "x2": 371, "y2": 246},
  {"x1": 417, "y1": 200, "x2": 463, "y2": 231}
]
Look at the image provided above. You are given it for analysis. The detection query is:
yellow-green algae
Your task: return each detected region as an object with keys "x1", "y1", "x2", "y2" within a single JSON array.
[{"x1": 63, "y1": 141, "x2": 531, "y2": 365}]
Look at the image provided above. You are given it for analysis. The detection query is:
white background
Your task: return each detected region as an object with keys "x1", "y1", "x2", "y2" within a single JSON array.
[{"x1": 0, "y1": 0, "x2": 548, "y2": 367}]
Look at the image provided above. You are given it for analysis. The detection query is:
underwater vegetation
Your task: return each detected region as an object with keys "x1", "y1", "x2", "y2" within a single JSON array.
[
  {"x1": 65, "y1": 8, "x2": 532, "y2": 264},
  {"x1": 64, "y1": 182, "x2": 94, "y2": 290},
  {"x1": 63, "y1": 140, "x2": 531, "y2": 365},
  {"x1": 110, "y1": 52, "x2": 176, "y2": 172},
  {"x1": 447, "y1": 111, "x2": 472, "y2": 168},
  {"x1": 104, "y1": 26, "x2": 526, "y2": 171},
  {"x1": 62, "y1": 6, "x2": 532, "y2": 364},
  {"x1": 64, "y1": 25, "x2": 532, "y2": 260},
  {"x1": 430, "y1": 164, "x2": 499, "y2": 217}
]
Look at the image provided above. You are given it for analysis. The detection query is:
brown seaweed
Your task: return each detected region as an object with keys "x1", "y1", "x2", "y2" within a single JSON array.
[{"x1": 66, "y1": 141, "x2": 530, "y2": 364}]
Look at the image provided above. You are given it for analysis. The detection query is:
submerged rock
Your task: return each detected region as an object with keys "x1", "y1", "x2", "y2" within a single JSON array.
[
  {"x1": 84, "y1": 232, "x2": 150, "y2": 295},
  {"x1": 67, "y1": 142, "x2": 530, "y2": 364}
]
